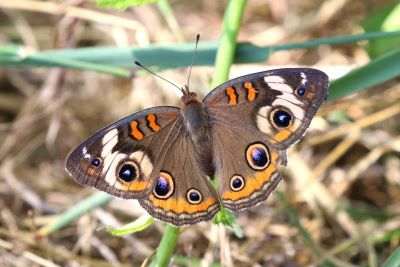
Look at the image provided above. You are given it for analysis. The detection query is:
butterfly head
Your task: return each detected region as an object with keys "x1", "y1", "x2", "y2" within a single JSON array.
[{"x1": 181, "y1": 85, "x2": 199, "y2": 107}]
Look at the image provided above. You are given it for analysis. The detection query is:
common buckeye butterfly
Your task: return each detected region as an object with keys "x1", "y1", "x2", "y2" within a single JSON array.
[{"x1": 66, "y1": 65, "x2": 329, "y2": 226}]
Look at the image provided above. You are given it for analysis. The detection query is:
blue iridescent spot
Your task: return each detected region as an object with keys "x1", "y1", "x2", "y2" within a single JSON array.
[
  {"x1": 189, "y1": 191, "x2": 200, "y2": 202},
  {"x1": 297, "y1": 86, "x2": 306, "y2": 96},
  {"x1": 252, "y1": 148, "x2": 268, "y2": 167},
  {"x1": 90, "y1": 158, "x2": 101, "y2": 167},
  {"x1": 155, "y1": 177, "x2": 169, "y2": 197},
  {"x1": 273, "y1": 110, "x2": 292, "y2": 128},
  {"x1": 118, "y1": 164, "x2": 136, "y2": 182}
]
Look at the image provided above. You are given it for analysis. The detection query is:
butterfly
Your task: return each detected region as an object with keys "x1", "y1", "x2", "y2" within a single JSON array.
[{"x1": 66, "y1": 67, "x2": 329, "y2": 226}]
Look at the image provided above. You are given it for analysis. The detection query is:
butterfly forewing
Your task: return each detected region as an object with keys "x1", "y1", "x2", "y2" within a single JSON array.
[
  {"x1": 204, "y1": 68, "x2": 329, "y2": 149},
  {"x1": 66, "y1": 106, "x2": 181, "y2": 199}
]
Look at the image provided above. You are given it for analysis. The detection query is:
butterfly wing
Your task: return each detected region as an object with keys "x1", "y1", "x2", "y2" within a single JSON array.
[
  {"x1": 66, "y1": 106, "x2": 181, "y2": 199},
  {"x1": 204, "y1": 68, "x2": 329, "y2": 149},
  {"x1": 66, "y1": 106, "x2": 220, "y2": 225},
  {"x1": 138, "y1": 128, "x2": 220, "y2": 225},
  {"x1": 211, "y1": 123, "x2": 284, "y2": 210},
  {"x1": 203, "y1": 68, "x2": 329, "y2": 210}
]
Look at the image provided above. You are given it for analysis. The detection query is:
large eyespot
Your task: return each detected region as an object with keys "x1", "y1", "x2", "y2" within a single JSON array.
[
  {"x1": 90, "y1": 157, "x2": 102, "y2": 167},
  {"x1": 153, "y1": 172, "x2": 174, "y2": 199},
  {"x1": 230, "y1": 175, "x2": 245, "y2": 191},
  {"x1": 117, "y1": 161, "x2": 139, "y2": 182},
  {"x1": 271, "y1": 109, "x2": 293, "y2": 128},
  {"x1": 246, "y1": 142, "x2": 270, "y2": 170},
  {"x1": 296, "y1": 86, "x2": 307, "y2": 97},
  {"x1": 186, "y1": 189, "x2": 202, "y2": 204}
]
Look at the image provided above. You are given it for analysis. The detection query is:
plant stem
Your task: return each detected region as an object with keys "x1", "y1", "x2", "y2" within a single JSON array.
[
  {"x1": 211, "y1": 0, "x2": 247, "y2": 88},
  {"x1": 150, "y1": 225, "x2": 180, "y2": 267}
]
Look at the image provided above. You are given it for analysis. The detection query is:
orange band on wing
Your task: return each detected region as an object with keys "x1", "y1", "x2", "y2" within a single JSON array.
[
  {"x1": 222, "y1": 152, "x2": 278, "y2": 201},
  {"x1": 130, "y1": 121, "x2": 144, "y2": 140},
  {"x1": 306, "y1": 91, "x2": 316, "y2": 100},
  {"x1": 125, "y1": 180, "x2": 148, "y2": 191},
  {"x1": 114, "y1": 180, "x2": 149, "y2": 192},
  {"x1": 244, "y1": 82, "x2": 257, "y2": 101},
  {"x1": 147, "y1": 114, "x2": 160, "y2": 132},
  {"x1": 272, "y1": 125, "x2": 298, "y2": 142},
  {"x1": 225, "y1": 87, "x2": 238, "y2": 105},
  {"x1": 149, "y1": 195, "x2": 217, "y2": 214}
]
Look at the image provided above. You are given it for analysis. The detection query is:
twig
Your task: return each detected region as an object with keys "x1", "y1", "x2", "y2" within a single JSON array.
[{"x1": 307, "y1": 103, "x2": 400, "y2": 145}]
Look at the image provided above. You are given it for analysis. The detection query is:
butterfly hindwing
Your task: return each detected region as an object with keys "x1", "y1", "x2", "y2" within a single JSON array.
[
  {"x1": 139, "y1": 127, "x2": 220, "y2": 226},
  {"x1": 211, "y1": 123, "x2": 284, "y2": 210}
]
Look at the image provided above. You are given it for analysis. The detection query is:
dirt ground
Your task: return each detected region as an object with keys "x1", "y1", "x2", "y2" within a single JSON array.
[{"x1": 0, "y1": 0, "x2": 399, "y2": 266}]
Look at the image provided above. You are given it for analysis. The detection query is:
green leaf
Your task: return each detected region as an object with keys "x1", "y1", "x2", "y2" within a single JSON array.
[
  {"x1": 94, "y1": 0, "x2": 157, "y2": 9},
  {"x1": 328, "y1": 47, "x2": 400, "y2": 101},
  {"x1": 105, "y1": 214, "x2": 154, "y2": 236},
  {"x1": 383, "y1": 3, "x2": 400, "y2": 31},
  {"x1": 382, "y1": 246, "x2": 400, "y2": 267},
  {"x1": 213, "y1": 207, "x2": 243, "y2": 238},
  {"x1": 363, "y1": 3, "x2": 400, "y2": 58}
]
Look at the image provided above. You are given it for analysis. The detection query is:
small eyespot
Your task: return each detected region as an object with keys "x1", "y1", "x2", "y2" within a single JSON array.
[
  {"x1": 272, "y1": 109, "x2": 292, "y2": 128},
  {"x1": 296, "y1": 86, "x2": 306, "y2": 96},
  {"x1": 117, "y1": 162, "x2": 138, "y2": 182},
  {"x1": 186, "y1": 189, "x2": 202, "y2": 204},
  {"x1": 90, "y1": 157, "x2": 102, "y2": 167},
  {"x1": 154, "y1": 172, "x2": 174, "y2": 199},
  {"x1": 246, "y1": 143, "x2": 270, "y2": 171},
  {"x1": 230, "y1": 175, "x2": 245, "y2": 191}
]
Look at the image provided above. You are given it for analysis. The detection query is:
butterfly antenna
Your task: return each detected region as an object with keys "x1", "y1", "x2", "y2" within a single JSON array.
[
  {"x1": 186, "y1": 34, "x2": 200, "y2": 92},
  {"x1": 134, "y1": 61, "x2": 184, "y2": 94}
]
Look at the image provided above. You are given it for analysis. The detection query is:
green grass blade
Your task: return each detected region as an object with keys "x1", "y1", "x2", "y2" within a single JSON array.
[
  {"x1": 2, "y1": 31, "x2": 399, "y2": 72},
  {"x1": 106, "y1": 214, "x2": 154, "y2": 236},
  {"x1": 275, "y1": 192, "x2": 322, "y2": 255},
  {"x1": 328, "y1": 47, "x2": 400, "y2": 101},
  {"x1": 272, "y1": 31, "x2": 400, "y2": 51},
  {"x1": 39, "y1": 192, "x2": 112, "y2": 236},
  {"x1": 0, "y1": 47, "x2": 131, "y2": 77},
  {"x1": 362, "y1": 3, "x2": 400, "y2": 58},
  {"x1": 94, "y1": 0, "x2": 157, "y2": 9}
]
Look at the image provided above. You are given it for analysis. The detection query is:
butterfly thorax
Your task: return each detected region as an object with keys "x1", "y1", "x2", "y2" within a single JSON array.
[{"x1": 181, "y1": 90, "x2": 215, "y2": 176}]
